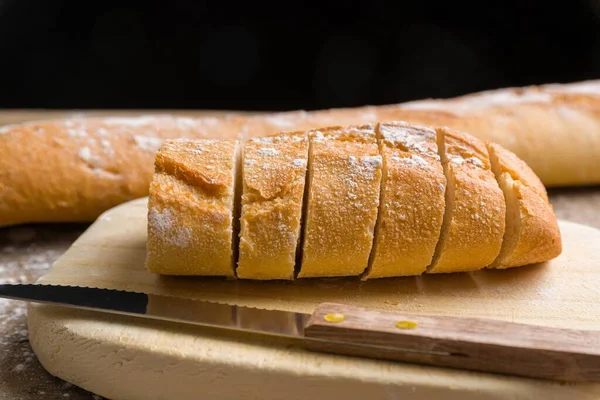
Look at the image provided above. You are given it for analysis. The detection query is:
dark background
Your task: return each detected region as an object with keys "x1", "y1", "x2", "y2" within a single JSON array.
[{"x1": 0, "y1": 0, "x2": 599, "y2": 111}]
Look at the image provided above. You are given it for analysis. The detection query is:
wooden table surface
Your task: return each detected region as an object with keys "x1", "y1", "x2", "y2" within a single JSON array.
[{"x1": 0, "y1": 110, "x2": 599, "y2": 399}]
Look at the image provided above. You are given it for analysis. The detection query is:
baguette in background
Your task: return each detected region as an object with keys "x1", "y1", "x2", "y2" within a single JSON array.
[{"x1": 1, "y1": 79, "x2": 598, "y2": 226}]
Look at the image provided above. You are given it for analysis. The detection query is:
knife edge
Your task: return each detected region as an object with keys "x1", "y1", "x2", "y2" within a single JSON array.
[{"x1": 0, "y1": 283, "x2": 310, "y2": 339}]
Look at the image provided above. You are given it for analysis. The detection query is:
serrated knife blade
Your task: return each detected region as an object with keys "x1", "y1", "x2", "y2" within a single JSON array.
[
  {"x1": 0, "y1": 283, "x2": 310, "y2": 339},
  {"x1": 1, "y1": 283, "x2": 599, "y2": 383}
]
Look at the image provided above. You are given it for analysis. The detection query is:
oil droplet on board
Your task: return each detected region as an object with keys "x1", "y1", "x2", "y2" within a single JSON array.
[
  {"x1": 323, "y1": 313, "x2": 345, "y2": 323},
  {"x1": 395, "y1": 320, "x2": 418, "y2": 329}
]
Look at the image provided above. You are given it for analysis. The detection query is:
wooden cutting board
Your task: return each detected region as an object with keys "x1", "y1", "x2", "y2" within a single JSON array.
[{"x1": 27, "y1": 198, "x2": 600, "y2": 400}]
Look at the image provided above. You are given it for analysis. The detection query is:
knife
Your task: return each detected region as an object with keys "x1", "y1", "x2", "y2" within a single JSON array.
[{"x1": 1, "y1": 283, "x2": 599, "y2": 383}]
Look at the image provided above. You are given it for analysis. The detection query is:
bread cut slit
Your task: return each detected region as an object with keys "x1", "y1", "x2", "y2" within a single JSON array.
[
  {"x1": 363, "y1": 132, "x2": 387, "y2": 280},
  {"x1": 363, "y1": 122, "x2": 446, "y2": 279},
  {"x1": 145, "y1": 138, "x2": 239, "y2": 277},
  {"x1": 232, "y1": 142, "x2": 243, "y2": 277},
  {"x1": 487, "y1": 143, "x2": 562, "y2": 268},
  {"x1": 427, "y1": 127, "x2": 506, "y2": 273},
  {"x1": 428, "y1": 128, "x2": 454, "y2": 272},
  {"x1": 295, "y1": 137, "x2": 314, "y2": 278},
  {"x1": 298, "y1": 125, "x2": 382, "y2": 278},
  {"x1": 236, "y1": 132, "x2": 309, "y2": 280}
]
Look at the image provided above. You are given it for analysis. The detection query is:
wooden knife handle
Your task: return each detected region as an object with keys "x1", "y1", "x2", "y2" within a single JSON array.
[{"x1": 303, "y1": 302, "x2": 600, "y2": 382}]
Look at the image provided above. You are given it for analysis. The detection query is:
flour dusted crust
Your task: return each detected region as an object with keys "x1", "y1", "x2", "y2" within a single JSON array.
[
  {"x1": 236, "y1": 132, "x2": 309, "y2": 280},
  {"x1": 428, "y1": 128, "x2": 506, "y2": 274},
  {"x1": 487, "y1": 143, "x2": 562, "y2": 269},
  {"x1": 144, "y1": 122, "x2": 562, "y2": 279},
  {"x1": 298, "y1": 125, "x2": 382, "y2": 278},
  {"x1": 363, "y1": 122, "x2": 445, "y2": 279},
  {"x1": 145, "y1": 138, "x2": 239, "y2": 277},
  {"x1": 145, "y1": 123, "x2": 562, "y2": 279}
]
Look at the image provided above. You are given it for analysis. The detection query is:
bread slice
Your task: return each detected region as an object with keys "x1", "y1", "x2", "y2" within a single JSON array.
[
  {"x1": 298, "y1": 125, "x2": 382, "y2": 278},
  {"x1": 487, "y1": 143, "x2": 562, "y2": 268},
  {"x1": 236, "y1": 132, "x2": 309, "y2": 280},
  {"x1": 146, "y1": 138, "x2": 241, "y2": 277},
  {"x1": 427, "y1": 128, "x2": 506, "y2": 273},
  {"x1": 363, "y1": 122, "x2": 446, "y2": 279}
]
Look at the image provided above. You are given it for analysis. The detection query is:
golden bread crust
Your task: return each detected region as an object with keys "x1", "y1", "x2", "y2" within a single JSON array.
[
  {"x1": 144, "y1": 123, "x2": 562, "y2": 279},
  {"x1": 298, "y1": 125, "x2": 382, "y2": 278},
  {"x1": 488, "y1": 143, "x2": 562, "y2": 268},
  {"x1": 502, "y1": 181, "x2": 562, "y2": 267},
  {"x1": 146, "y1": 139, "x2": 239, "y2": 277},
  {"x1": 428, "y1": 128, "x2": 506, "y2": 273},
  {"x1": 363, "y1": 122, "x2": 445, "y2": 279},
  {"x1": 237, "y1": 132, "x2": 309, "y2": 280}
]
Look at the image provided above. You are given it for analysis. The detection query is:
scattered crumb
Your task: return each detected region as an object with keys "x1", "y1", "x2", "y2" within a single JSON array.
[{"x1": 13, "y1": 363, "x2": 26, "y2": 372}]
